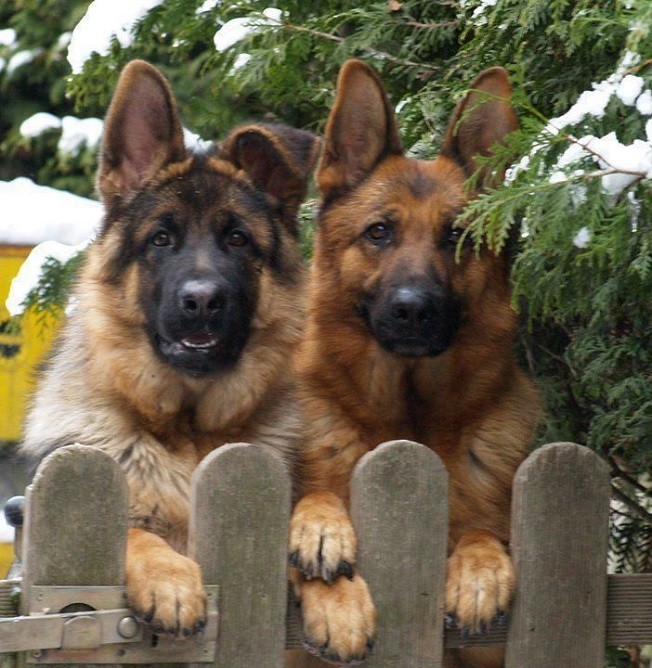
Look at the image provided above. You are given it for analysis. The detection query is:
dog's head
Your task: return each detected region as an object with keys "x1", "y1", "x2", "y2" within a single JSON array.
[
  {"x1": 315, "y1": 60, "x2": 518, "y2": 358},
  {"x1": 94, "y1": 61, "x2": 319, "y2": 377}
]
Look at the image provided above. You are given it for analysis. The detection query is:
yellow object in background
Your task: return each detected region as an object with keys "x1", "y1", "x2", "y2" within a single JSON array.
[
  {"x1": 0, "y1": 245, "x2": 59, "y2": 444},
  {"x1": 0, "y1": 541, "x2": 13, "y2": 578}
]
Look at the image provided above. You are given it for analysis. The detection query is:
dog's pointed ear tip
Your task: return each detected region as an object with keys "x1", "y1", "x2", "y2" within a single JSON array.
[
  {"x1": 226, "y1": 123, "x2": 321, "y2": 156},
  {"x1": 119, "y1": 59, "x2": 153, "y2": 77},
  {"x1": 122, "y1": 58, "x2": 152, "y2": 69},
  {"x1": 480, "y1": 65, "x2": 509, "y2": 78},
  {"x1": 117, "y1": 60, "x2": 169, "y2": 89},
  {"x1": 339, "y1": 58, "x2": 378, "y2": 84},
  {"x1": 472, "y1": 66, "x2": 513, "y2": 93},
  {"x1": 341, "y1": 58, "x2": 370, "y2": 72}
]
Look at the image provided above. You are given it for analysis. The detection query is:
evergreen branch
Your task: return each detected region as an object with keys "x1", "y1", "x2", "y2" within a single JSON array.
[
  {"x1": 611, "y1": 484, "x2": 652, "y2": 525},
  {"x1": 581, "y1": 170, "x2": 645, "y2": 185},
  {"x1": 405, "y1": 20, "x2": 458, "y2": 29},
  {"x1": 611, "y1": 507, "x2": 637, "y2": 521},
  {"x1": 628, "y1": 58, "x2": 652, "y2": 75},
  {"x1": 566, "y1": 133, "x2": 649, "y2": 180},
  {"x1": 531, "y1": 167, "x2": 646, "y2": 189},
  {"x1": 276, "y1": 20, "x2": 441, "y2": 71},
  {"x1": 535, "y1": 342, "x2": 576, "y2": 376},
  {"x1": 521, "y1": 334, "x2": 537, "y2": 377},
  {"x1": 609, "y1": 455, "x2": 650, "y2": 495}
]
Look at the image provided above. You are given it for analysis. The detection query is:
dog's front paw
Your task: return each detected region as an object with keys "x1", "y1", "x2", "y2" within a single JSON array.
[
  {"x1": 126, "y1": 528, "x2": 207, "y2": 638},
  {"x1": 289, "y1": 492, "x2": 356, "y2": 582},
  {"x1": 299, "y1": 574, "x2": 376, "y2": 665},
  {"x1": 445, "y1": 530, "x2": 513, "y2": 634}
]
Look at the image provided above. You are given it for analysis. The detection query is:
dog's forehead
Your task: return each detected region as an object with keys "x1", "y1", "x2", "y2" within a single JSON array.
[
  {"x1": 353, "y1": 155, "x2": 467, "y2": 219},
  {"x1": 157, "y1": 156, "x2": 245, "y2": 196},
  {"x1": 151, "y1": 156, "x2": 271, "y2": 218}
]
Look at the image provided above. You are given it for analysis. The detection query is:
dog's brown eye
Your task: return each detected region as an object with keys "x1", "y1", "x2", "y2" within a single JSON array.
[
  {"x1": 365, "y1": 222, "x2": 391, "y2": 243},
  {"x1": 227, "y1": 229, "x2": 248, "y2": 247},
  {"x1": 447, "y1": 227, "x2": 466, "y2": 246},
  {"x1": 151, "y1": 230, "x2": 172, "y2": 247}
]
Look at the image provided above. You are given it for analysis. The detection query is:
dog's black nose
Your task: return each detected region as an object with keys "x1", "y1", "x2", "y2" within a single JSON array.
[
  {"x1": 389, "y1": 286, "x2": 439, "y2": 326},
  {"x1": 178, "y1": 279, "x2": 226, "y2": 317}
]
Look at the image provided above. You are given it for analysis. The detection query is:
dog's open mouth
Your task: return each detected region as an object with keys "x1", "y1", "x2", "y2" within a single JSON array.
[
  {"x1": 157, "y1": 332, "x2": 225, "y2": 357},
  {"x1": 180, "y1": 332, "x2": 220, "y2": 351},
  {"x1": 153, "y1": 325, "x2": 247, "y2": 375}
]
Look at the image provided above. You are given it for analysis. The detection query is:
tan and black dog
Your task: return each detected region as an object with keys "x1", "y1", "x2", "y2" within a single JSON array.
[
  {"x1": 289, "y1": 60, "x2": 540, "y2": 667},
  {"x1": 21, "y1": 60, "x2": 320, "y2": 638}
]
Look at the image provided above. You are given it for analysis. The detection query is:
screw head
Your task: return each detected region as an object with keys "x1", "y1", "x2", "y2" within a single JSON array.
[{"x1": 117, "y1": 616, "x2": 139, "y2": 639}]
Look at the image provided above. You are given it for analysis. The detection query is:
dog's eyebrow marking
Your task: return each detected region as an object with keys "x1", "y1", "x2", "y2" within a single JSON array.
[{"x1": 408, "y1": 172, "x2": 437, "y2": 199}]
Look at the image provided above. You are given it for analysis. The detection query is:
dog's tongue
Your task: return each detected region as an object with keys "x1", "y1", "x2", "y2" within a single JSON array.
[{"x1": 181, "y1": 333, "x2": 218, "y2": 350}]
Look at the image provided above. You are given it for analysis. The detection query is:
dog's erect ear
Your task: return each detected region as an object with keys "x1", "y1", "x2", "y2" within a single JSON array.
[
  {"x1": 98, "y1": 60, "x2": 186, "y2": 203},
  {"x1": 441, "y1": 67, "x2": 518, "y2": 188},
  {"x1": 317, "y1": 59, "x2": 403, "y2": 201},
  {"x1": 221, "y1": 123, "x2": 321, "y2": 234}
]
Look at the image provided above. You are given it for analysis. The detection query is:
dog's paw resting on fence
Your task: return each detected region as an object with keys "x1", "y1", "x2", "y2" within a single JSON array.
[
  {"x1": 289, "y1": 493, "x2": 377, "y2": 663},
  {"x1": 289, "y1": 491, "x2": 357, "y2": 583},
  {"x1": 295, "y1": 572, "x2": 376, "y2": 665},
  {"x1": 125, "y1": 528, "x2": 207, "y2": 638},
  {"x1": 445, "y1": 530, "x2": 514, "y2": 634}
]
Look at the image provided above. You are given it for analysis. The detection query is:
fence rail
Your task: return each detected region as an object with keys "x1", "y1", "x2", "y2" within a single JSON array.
[{"x1": 1, "y1": 441, "x2": 651, "y2": 667}]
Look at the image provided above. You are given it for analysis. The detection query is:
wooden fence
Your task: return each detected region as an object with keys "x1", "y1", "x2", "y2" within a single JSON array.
[{"x1": 1, "y1": 441, "x2": 651, "y2": 667}]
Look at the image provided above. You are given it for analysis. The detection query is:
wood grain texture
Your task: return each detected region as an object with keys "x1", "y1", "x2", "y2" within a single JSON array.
[
  {"x1": 23, "y1": 445, "x2": 129, "y2": 593},
  {"x1": 505, "y1": 442, "x2": 611, "y2": 668},
  {"x1": 606, "y1": 573, "x2": 652, "y2": 646},
  {"x1": 22, "y1": 444, "x2": 128, "y2": 668},
  {"x1": 350, "y1": 440, "x2": 448, "y2": 667},
  {"x1": 189, "y1": 443, "x2": 291, "y2": 668}
]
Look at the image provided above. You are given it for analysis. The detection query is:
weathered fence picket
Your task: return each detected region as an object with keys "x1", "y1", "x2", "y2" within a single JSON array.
[
  {"x1": 0, "y1": 440, "x2": 650, "y2": 667},
  {"x1": 23, "y1": 445, "x2": 128, "y2": 668},
  {"x1": 190, "y1": 443, "x2": 291, "y2": 668},
  {"x1": 351, "y1": 440, "x2": 448, "y2": 667},
  {"x1": 505, "y1": 442, "x2": 612, "y2": 667}
]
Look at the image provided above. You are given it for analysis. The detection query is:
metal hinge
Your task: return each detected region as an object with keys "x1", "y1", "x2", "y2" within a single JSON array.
[{"x1": 0, "y1": 584, "x2": 218, "y2": 664}]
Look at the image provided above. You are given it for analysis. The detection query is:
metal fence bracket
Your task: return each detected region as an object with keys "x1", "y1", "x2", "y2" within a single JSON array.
[{"x1": 0, "y1": 584, "x2": 218, "y2": 663}]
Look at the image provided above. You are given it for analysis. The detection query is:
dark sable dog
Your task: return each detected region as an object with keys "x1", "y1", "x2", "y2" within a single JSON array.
[
  {"x1": 289, "y1": 60, "x2": 540, "y2": 667},
  {"x1": 21, "y1": 60, "x2": 319, "y2": 637}
]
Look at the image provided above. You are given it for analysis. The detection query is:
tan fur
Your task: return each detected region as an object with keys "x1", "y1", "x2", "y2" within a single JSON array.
[
  {"x1": 290, "y1": 60, "x2": 540, "y2": 666},
  {"x1": 22, "y1": 60, "x2": 319, "y2": 640}
]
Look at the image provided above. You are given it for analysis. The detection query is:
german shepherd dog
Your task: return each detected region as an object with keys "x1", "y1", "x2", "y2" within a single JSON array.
[
  {"x1": 289, "y1": 60, "x2": 540, "y2": 667},
  {"x1": 21, "y1": 60, "x2": 320, "y2": 638}
]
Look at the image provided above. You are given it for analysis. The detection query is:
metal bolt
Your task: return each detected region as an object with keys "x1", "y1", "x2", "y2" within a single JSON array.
[
  {"x1": 32, "y1": 650, "x2": 42, "y2": 659},
  {"x1": 117, "y1": 616, "x2": 139, "y2": 639}
]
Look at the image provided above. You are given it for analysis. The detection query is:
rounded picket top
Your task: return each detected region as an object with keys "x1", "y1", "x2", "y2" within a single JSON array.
[
  {"x1": 189, "y1": 442, "x2": 292, "y2": 667},
  {"x1": 23, "y1": 444, "x2": 129, "y2": 592},
  {"x1": 190, "y1": 441, "x2": 292, "y2": 568},
  {"x1": 506, "y1": 442, "x2": 611, "y2": 668},
  {"x1": 352, "y1": 439, "x2": 449, "y2": 505},
  {"x1": 514, "y1": 441, "x2": 610, "y2": 487},
  {"x1": 351, "y1": 440, "x2": 449, "y2": 667},
  {"x1": 190, "y1": 442, "x2": 292, "y2": 548}
]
